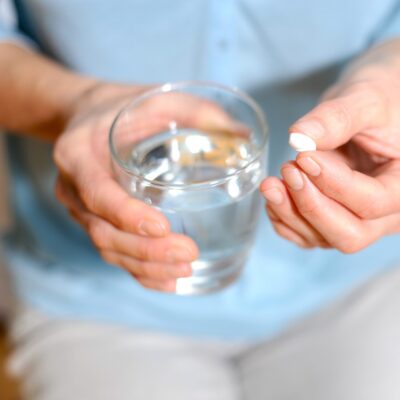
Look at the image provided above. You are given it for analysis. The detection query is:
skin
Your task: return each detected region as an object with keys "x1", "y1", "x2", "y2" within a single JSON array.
[
  {"x1": 0, "y1": 43, "x2": 239, "y2": 292},
  {"x1": 2, "y1": 39, "x2": 400, "y2": 292},
  {"x1": 261, "y1": 39, "x2": 400, "y2": 253}
]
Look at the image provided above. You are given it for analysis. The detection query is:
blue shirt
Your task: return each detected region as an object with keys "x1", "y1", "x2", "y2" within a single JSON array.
[{"x1": 1, "y1": 0, "x2": 400, "y2": 341}]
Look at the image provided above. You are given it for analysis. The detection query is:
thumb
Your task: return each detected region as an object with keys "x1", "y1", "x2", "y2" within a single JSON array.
[{"x1": 288, "y1": 83, "x2": 386, "y2": 151}]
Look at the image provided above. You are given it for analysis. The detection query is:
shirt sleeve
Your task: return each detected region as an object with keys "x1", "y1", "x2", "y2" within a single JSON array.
[
  {"x1": 371, "y1": 2, "x2": 400, "y2": 44},
  {"x1": 0, "y1": 0, "x2": 36, "y2": 49}
]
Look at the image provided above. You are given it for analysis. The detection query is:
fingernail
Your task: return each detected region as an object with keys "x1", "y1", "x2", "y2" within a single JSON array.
[
  {"x1": 291, "y1": 119, "x2": 324, "y2": 141},
  {"x1": 281, "y1": 167, "x2": 304, "y2": 190},
  {"x1": 297, "y1": 157, "x2": 321, "y2": 176},
  {"x1": 289, "y1": 133, "x2": 317, "y2": 152},
  {"x1": 262, "y1": 187, "x2": 284, "y2": 205},
  {"x1": 165, "y1": 247, "x2": 194, "y2": 263},
  {"x1": 138, "y1": 219, "x2": 166, "y2": 237},
  {"x1": 167, "y1": 263, "x2": 192, "y2": 278}
]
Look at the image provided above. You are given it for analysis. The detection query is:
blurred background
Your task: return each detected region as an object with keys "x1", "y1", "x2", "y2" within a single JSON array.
[
  {"x1": 0, "y1": 4, "x2": 20, "y2": 396},
  {"x1": 0, "y1": 133, "x2": 19, "y2": 399}
]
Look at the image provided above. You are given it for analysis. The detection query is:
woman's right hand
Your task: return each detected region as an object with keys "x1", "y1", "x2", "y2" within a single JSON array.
[
  {"x1": 54, "y1": 82, "x2": 242, "y2": 291},
  {"x1": 54, "y1": 83, "x2": 201, "y2": 292}
]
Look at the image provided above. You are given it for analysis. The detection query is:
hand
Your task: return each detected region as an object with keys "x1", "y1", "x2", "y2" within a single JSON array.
[
  {"x1": 54, "y1": 82, "x2": 242, "y2": 291},
  {"x1": 261, "y1": 58, "x2": 400, "y2": 253}
]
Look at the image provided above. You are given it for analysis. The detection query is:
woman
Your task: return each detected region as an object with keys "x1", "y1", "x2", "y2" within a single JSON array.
[{"x1": 1, "y1": 1, "x2": 400, "y2": 398}]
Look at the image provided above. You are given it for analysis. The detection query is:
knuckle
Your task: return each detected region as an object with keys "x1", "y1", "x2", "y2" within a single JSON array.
[
  {"x1": 297, "y1": 198, "x2": 320, "y2": 216},
  {"x1": 135, "y1": 242, "x2": 153, "y2": 261}
]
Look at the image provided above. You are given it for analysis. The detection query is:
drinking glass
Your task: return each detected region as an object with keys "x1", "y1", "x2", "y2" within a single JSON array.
[{"x1": 109, "y1": 82, "x2": 268, "y2": 295}]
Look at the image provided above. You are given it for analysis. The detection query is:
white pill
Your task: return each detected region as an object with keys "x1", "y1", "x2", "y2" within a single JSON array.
[{"x1": 289, "y1": 133, "x2": 317, "y2": 152}]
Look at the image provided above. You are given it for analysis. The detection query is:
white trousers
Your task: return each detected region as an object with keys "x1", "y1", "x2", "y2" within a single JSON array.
[{"x1": 7, "y1": 267, "x2": 400, "y2": 400}]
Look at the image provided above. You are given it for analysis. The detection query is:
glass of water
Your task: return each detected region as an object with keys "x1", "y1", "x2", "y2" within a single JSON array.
[{"x1": 109, "y1": 82, "x2": 268, "y2": 295}]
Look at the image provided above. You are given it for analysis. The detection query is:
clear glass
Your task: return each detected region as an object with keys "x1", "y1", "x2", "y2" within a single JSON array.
[{"x1": 109, "y1": 81, "x2": 268, "y2": 295}]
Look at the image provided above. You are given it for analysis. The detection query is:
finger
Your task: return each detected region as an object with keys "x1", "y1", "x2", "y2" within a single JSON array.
[
  {"x1": 269, "y1": 218, "x2": 314, "y2": 248},
  {"x1": 135, "y1": 276, "x2": 177, "y2": 293},
  {"x1": 100, "y1": 250, "x2": 192, "y2": 280},
  {"x1": 139, "y1": 91, "x2": 250, "y2": 136},
  {"x1": 281, "y1": 164, "x2": 380, "y2": 253},
  {"x1": 111, "y1": 92, "x2": 251, "y2": 168},
  {"x1": 56, "y1": 129, "x2": 171, "y2": 238},
  {"x1": 85, "y1": 215, "x2": 198, "y2": 263},
  {"x1": 57, "y1": 160, "x2": 198, "y2": 261},
  {"x1": 113, "y1": 92, "x2": 250, "y2": 152},
  {"x1": 261, "y1": 177, "x2": 328, "y2": 246},
  {"x1": 56, "y1": 172, "x2": 169, "y2": 238},
  {"x1": 289, "y1": 81, "x2": 387, "y2": 151},
  {"x1": 75, "y1": 169, "x2": 170, "y2": 238},
  {"x1": 56, "y1": 179, "x2": 198, "y2": 270},
  {"x1": 265, "y1": 201, "x2": 313, "y2": 247},
  {"x1": 296, "y1": 152, "x2": 400, "y2": 219}
]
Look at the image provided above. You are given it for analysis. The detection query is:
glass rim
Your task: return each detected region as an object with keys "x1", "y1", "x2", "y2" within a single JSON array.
[{"x1": 109, "y1": 80, "x2": 268, "y2": 190}]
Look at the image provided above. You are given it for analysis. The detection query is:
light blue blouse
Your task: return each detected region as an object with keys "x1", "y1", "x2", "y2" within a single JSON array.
[{"x1": 1, "y1": 0, "x2": 400, "y2": 340}]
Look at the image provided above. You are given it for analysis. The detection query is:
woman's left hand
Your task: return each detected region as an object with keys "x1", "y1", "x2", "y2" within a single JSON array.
[{"x1": 260, "y1": 40, "x2": 400, "y2": 252}]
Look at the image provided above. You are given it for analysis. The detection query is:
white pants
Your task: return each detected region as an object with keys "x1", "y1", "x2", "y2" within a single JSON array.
[{"x1": 7, "y1": 267, "x2": 400, "y2": 400}]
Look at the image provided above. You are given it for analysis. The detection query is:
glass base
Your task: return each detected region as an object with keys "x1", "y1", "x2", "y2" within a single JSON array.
[{"x1": 175, "y1": 253, "x2": 247, "y2": 295}]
